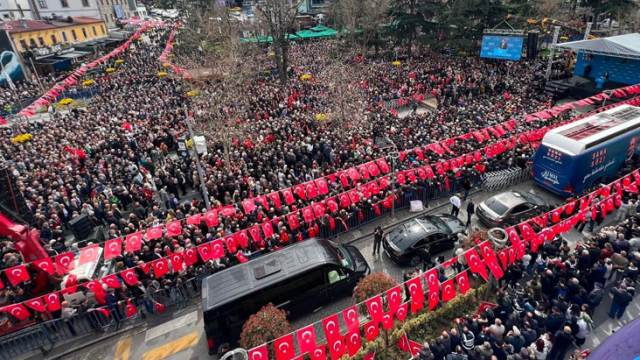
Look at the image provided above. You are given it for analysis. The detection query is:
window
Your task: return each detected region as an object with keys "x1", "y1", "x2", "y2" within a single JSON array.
[
  {"x1": 19, "y1": 39, "x2": 28, "y2": 50},
  {"x1": 82, "y1": 0, "x2": 89, "y2": 6},
  {"x1": 29, "y1": 38, "x2": 37, "y2": 48},
  {"x1": 100, "y1": 25, "x2": 105, "y2": 34},
  {"x1": 38, "y1": 0, "x2": 47, "y2": 8},
  {"x1": 92, "y1": 26, "x2": 97, "y2": 36},
  {"x1": 82, "y1": 28, "x2": 87, "y2": 38},
  {"x1": 60, "y1": 0, "x2": 69, "y2": 7},
  {"x1": 38, "y1": 37, "x2": 45, "y2": 47},
  {"x1": 100, "y1": 0, "x2": 103, "y2": 4},
  {"x1": 61, "y1": 31, "x2": 68, "y2": 42},
  {"x1": 50, "y1": 35, "x2": 57, "y2": 44},
  {"x1": 326, "y1": 267, "x2": 347, "y2": 285},
  {"x1": 71, "y1": 29, "x2": 77, "y2": 41},
  {"x1": 511, "y1": 203, "x2": 532, "y2": 215}
]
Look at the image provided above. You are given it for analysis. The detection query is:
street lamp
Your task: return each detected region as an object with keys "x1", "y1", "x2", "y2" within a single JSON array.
[{"x1": 183, "y1": 105, "x2": 211, "y2": 210}]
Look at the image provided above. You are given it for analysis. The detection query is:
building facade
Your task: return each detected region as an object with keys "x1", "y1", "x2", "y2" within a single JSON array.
[
  {"x1": 31, "y1": 0, "x2": 102, "y2": 20},
  {"x1": 5, "y1": 17, "x2": 107, "y2": 54},
  {"x1": 0, "y1": 0, "x2": 35, "y2": 20},
  {"x1": 97, "y1": 0, "x2": 134, "y2": 28}
]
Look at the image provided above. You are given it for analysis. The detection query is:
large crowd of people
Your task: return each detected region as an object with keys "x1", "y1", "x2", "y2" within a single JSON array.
[{"x1": 0, "y1": 25, "x2": 621, "y2": 346}]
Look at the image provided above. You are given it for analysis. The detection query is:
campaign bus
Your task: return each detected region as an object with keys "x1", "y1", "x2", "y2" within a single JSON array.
[{"x1": 533, "y1": 104, "x2": 640, "y2": 197}]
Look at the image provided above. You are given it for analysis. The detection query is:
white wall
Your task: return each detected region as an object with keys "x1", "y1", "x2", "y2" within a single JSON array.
[
  {"x1": 34, "y1": 0, "x2": 101, "y2": 19},
  {"x1": 0, "y1": 0, "x2": 36, "y2": 20}
]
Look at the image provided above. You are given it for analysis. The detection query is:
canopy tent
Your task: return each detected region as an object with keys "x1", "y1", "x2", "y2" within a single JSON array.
[
  {"x1": 296, "y1": 26, "x2": 338, "y2": 39},
  {"x1": 241, "y1": 34, "x2": 299, "y2": 43},
  {"x1": 554, "y1": 33, "x2": 640, "y2": 60},
  {"x1": 587, "y1": 317, "x2": 640, "y2": 360}
]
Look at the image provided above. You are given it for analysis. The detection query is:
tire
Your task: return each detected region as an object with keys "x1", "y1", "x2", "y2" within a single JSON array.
[{"x1": 410, "y1": 255, "x2": 421, "y2": 267}]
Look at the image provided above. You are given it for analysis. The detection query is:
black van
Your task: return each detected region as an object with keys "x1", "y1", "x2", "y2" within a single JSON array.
[{"x1": 201, "y1": 238, "x2": 369, "y2": 354}]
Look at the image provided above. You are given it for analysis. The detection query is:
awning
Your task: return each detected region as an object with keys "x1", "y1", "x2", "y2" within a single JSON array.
[
  {"x1": 554, "y1": 33, "x2": 640, "y2": 60},
  {"x1": 53, "y1": 51, "x2": 92, "y2": 59}
]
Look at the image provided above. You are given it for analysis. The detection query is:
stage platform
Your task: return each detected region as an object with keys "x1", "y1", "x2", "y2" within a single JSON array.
[{"x1": 545, "y1": 75, "x2": 630, "y2": 102}]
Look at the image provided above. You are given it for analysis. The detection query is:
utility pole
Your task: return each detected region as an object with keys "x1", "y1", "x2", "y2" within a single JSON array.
[
  {"x1": 389, "y1": 149, "x2": 399, "y2": 218},
  {"x1": 545, "y1": 26, "x2": 561, "y2": 81},
  {"x1": 183, "y1": 105, "x2": 211, "y2": 210}
]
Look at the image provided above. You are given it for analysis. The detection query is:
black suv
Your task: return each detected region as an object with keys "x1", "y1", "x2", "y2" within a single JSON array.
[{"x1": 382, "y1": 214, "x2": 465, "y2": 267}]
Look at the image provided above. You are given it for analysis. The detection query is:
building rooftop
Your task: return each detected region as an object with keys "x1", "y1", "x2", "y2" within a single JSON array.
[{"x1": 2, "y1": 17, "x2": 105, "y2": 34}]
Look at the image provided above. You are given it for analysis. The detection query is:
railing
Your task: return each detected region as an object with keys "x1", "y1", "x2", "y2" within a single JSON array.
[
  {"x1": 480, "y1": 165, "x2": 532, "y2": 192},
  {"x1": 0, "y1": 172, "x2": 482, "y2": 359},
  {"x1": 1, "y1": 88, "x2": 101, "y2": 117}
]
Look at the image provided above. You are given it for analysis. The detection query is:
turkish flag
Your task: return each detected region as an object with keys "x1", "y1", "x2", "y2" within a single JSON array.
[
  {"x1": 267, "y1": 192, "x2": 282, "y2": 209},
  {"x1": 338, "y1": 171, "x2": 349, "y2": 187},
  {"x1": 406, "y1": 170, "x2": 416, "y2": 183},
  {"x1": 407, "y1": 276, "x2": 424, "y2": 313},
  {"x1": 44, "y1": 291, "x2": 61, "y2": 311},
  {"x1": 55, "y1": 252, "x2": 75, "y2": 274},
  {"x1": 125, "y1": 232, "x2": 143, "y2": 253},
  {"x1": 315, "y1": 178, "x2": 329, "y2": 195},
  {"x1": 346, "y1": 329, "x2": 362, "y2": 357},
  {"x1": 84, "y1": 280, "x2": 104, "y2": 295},
  {"x1": 364, "y1": 320, "x2": 379, "y2": 342},
  {"x1": 166, "y1": 220, "x2": 181, "y2": 237},
  {"x1": 121, "y1": 268, "x2": 139, "y2": 286},
  {"x1": 32, "y1": 258, "x2": 55, "y2": 275},
  {"x1": 507, "y1": 246, "x2": 517, "y2": 264},
  {"x1": 328, "y1": 336, "x2": 346, "y2": 360},
  {"x1": 322, "y1": 314, "x2": 341, "y2": 341},
  {"x1": 498, "y1": 249, "x2": 509, "y2": 270},
  {"x1": 255, "y1": 195, "x2": 269, "y2": 210},
  {"x1": 441, "y1": 278, "x2": 456, "y2": 302},
  {"x1": 146, "y1": 226, "x2": 163, "y2": 240},
  {"x1": 3, "y1": 303, "x2": 30, "y2": 321},
  {"x1": 103, "y1": 238, "x2": 124, "y2": 261},
  {"x1": 152, "y1": 258, "x2": 169, "y2": 278},
  {"x1": 138, "y1": 262, "x2": 152, "y2": 275},
  {"x1": 25, "y1": 298, "x2": 46, "y2": 312},
  {"x1": 242, "y1": 199, "x2": 256, "y2": 214},
  {"x1": 376, "y1": 158, "x2": 390, "y2": 173},
  {"x1": 287, "y1": 213, "x2": 300, "y2": 230},
  {"x1": 378, "y1": 176, "x2": 390, "y2": 189},
  {"x1": 305, "y1": 182, "x2": 319, "y2": 199},
  {"x1": 297, "y1": 324, "x2": 317, "y2": 355},
  {"x1": 387, "y1": 286, "x2": 402, "y2": 313},
  {"x1": 396, "y1": 302, "x2": 408, "y2": 322},
  {"x1": 480, "y1": 241, "x2": 504, "y2": 279},
  {"x1": 382, "y1": 312, "x2": 394, "y2": 330},
  {"x1": 357, "y1": 164, "x2": 370, "y2": 180},
  {"x1": 348, "y1": 189, "x2": 360, "y2": 204},
  {"x1": 198, "y1": 243, "x2": 213, "y2": 262},
  {"x1": 211, "y1": 240, "x2": 225, "y2": 259},
  {"x1": 465, "y1": 248, "x2": 488, "y2": 281},
  {"x1": 220, "y1": 206, "x2": 236, "y2": 217},
  {"x1": 169, "y1": 253, "x2": 184, "y2": 272},
  {"x1": 236, "y1": 230, "x2": 249, "y2": 248},
  {"x1": 274, "y1": 333, "x2": 295, "y2": 360},
  {"x1": 346, "y1": 167, "x2": 360, "y2": 181},
  {"x1": 398, "y1": 332, "x2": 410, "y2": 352},
  {"x1": 183, "y1": 248, "x2": 198, "y2": 267},
  {"x1": 367, "y1": 162, "x2": 380, "y2": 177},
  {"x1": 435, "y1": 162, "x2": 445, "y2": 175},
  {"x1": 518, "y1": 222, "x2": 535, "y2": 239},
  {"x1": 293, "y1": 184, "x2": 306, "y2": 200},
  {"x1": 101, "y1": 274, "x2": 120, "y2": 288},
  {"x1": 359, "y1": 184, "x2": 371, "y2": 198},
  {"x1": 342, "y1": 305, "x2": 360, "y2": 332},
  {"x1": 225, "y1": 236, "x2": 238, "y2": 254},
  {"x1": 248, "y1": 226, "x2": 263, "y2": 243},
  {"x1": 79, "y1": 244, "x2": 100, "y2": 265},
  {"x1": 425, "y1": 268, "x2": 438, "y2": 289},
  {"x1": 409, "y1": 340, "x2": 422, "y2": 357},
  {"x1": 310, "y1": 346, "x2": 326, "y2": 360},
  {"x1": 248, "y1": 345, "x2": 269, "y2": 360},
  {"x1": 416, "y1": 167, "x2": 426, "y2": 180},
  {"x1": 338, "y1": 193, "x2": 351, "y2": 208},
  {"x1": 369, "y1": 181, "x2": 380, "y2": 195},
  {"x1": 313, "y1": 203, "x2": 326, "y2": 218},
  {"x1": 187, "y1": 213, "x2": 201, "y2": 225},
  {"x1": 203, "y1": 210, "x2": 219, "y2": 227},
  {"x1": 505, "y1": 227, "x2": 521, "y2": 245},
  {"x1": 125, "y1": 300, "x2": 137, "y2": 318},
  {"x1": 396, "y1": 171, "x2": 406, "y2": 184},
  {"x1": 302, "y1": 206, "x2": 315, "y2": 222},
  {"x1": 282, "y1": 188, "x2": 295, "y2": 205},
  {"x1": 236, "y1": 251, "x2": 249, "y2": 263},
  {"x1": 326, "y1": 197, "x2": 339, "y2": 212},
  {"x1": 456, "y1": 271, "x2": 471, "y2": 295},
  {"x1": 366, "y1": 295, "x2": 383, "y2": 323},
  {"x1": 261, "y1": 221, "x2": 274, "y2": 238}
]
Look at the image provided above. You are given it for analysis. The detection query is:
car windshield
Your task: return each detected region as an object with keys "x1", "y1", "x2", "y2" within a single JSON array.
[
  {"x1": 424, "y1": 216, "x2": 449, "y2": 232},
  {"x1": 485, "y1": 197, "x2": 509, "y2": 215},
  {"x1": 328, "y1": 240, "x2": 355, "y2": 271}
]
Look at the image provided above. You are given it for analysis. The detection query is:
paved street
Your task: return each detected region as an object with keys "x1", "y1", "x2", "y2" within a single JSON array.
[{"x1": 19, "y1": 179, "x2": 639, "y2": 360}]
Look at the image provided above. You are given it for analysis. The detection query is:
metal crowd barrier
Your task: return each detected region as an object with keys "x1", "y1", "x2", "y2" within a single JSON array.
[
  {"x1": 0, "y1": 172, "x2": 483, "y2": 359},
  {"x1": 480, "y1": 165, "x2": 532, "y2": 192}
]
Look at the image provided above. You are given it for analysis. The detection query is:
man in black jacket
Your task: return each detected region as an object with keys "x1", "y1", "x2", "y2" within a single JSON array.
[
  {"x1": 548, "y1": 326, "x2": 573, "y2": 360},
  {"x1": 610, "y1": 283, "x2": 633, "y2": 319}
]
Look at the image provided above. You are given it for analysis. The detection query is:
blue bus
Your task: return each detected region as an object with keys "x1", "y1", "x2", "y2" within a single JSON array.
[{"x1": 533, "y1": 105, "x2": 640, "y2": 197}]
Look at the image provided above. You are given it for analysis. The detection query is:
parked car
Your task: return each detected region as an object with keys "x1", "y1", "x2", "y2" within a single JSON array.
[
  {"x1": 476, "y1": 190, "x2": 549, "y2": 227},
  {"x1": 383, "y1": 214, "x2": 465, "y2": 267}
]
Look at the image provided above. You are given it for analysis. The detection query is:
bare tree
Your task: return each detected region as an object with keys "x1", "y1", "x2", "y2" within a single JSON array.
[
  {"x1": 332, "y1": 0, "x2": 392, "y2": 56},
  {"x1": 257, "y1": 0, "x2": 301, "y2": 85}
]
